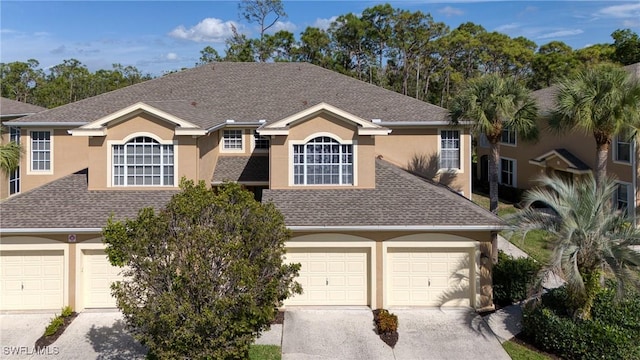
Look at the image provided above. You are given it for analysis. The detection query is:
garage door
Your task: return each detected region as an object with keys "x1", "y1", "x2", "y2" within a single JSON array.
[
  {"x1": 0, "y1": 250, "x2": 64, "y2": 310},
  {"x1": 284, "y1": 248, "x2": 368, "y2": 306},
  {"x1": 83, "y1": 250, "x2": 125, "y2": 308},
  {"x1": 387, "y1": 249, "x2": 471, "y2": 307}
]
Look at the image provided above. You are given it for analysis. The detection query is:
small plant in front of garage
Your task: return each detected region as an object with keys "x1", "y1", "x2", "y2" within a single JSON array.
[
  {"x1": 35, "y1": 306, "x2": 77, "y2": 349},
  {"x1": 103, "y1": 180, "x2": 302, "y2": 359},
  {"x1": 372, "y1": 309, "x2": 398, "y2": 347}
]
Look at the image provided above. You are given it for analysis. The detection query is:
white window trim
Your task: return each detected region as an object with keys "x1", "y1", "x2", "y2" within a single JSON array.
[
  {"x1": 106, "y1": 132, "x2": 178, "y2": 188},
  {"x1": 220, "y1": 129, "x2": 245, "y2": 153},
  {"x1": 437, "y1": 128, "x2": 463, "y2": 173},
  {"x1": 499, "y1": 157, "x2": 517, "y2": 187},
  {"x1": 613, "y1": 181, "x2": 632, "y2": 212},
  {"x1": 613, "y1": 134, "x2": 632, "y2": 165},
  {"x1": 251, "y1": 130, "x2": 270, "y2": 153},
  {"x1": 500, "y1": 127, "x2": 517, "y2": 147},
  {"x1": 26, "y1": 128, "x2": 53, "y2": 175},
  {"x1": 288, "y1": 132, "x2": 358, "y2": 187},
  {"x1": 8, "y1": 127, "x2": 20, "y2": 195}
]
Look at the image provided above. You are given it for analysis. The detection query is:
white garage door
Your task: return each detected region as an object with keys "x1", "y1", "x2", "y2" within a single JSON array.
[
  {"x1": 83, "y1": 250, "x2": 125, "y2": 308},
  {"x1": 284, "y1": 248, "x2": 368, "y2": 306},
  {"x1": 0, "y1": 250, "x2": 64, "y2": 310},
  {"x1": 388, "y1": 249, "x2": 471, "y2": 307}
]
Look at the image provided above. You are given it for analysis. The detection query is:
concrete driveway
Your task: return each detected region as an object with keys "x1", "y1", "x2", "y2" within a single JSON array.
[
  {"x1": 2, "y1": 308, "x2": 509, "y2": 359},
  {"x1": 1, "y1": 311, "x2": 145, "y2": 360},
  {"x1": 282, "y1": 307, "x2": 510, "y2": 360}
]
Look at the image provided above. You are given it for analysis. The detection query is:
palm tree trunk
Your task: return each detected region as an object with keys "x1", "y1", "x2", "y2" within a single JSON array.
[
  {"x1": 595, "y1": 141, "x2": 609, "y2": 189},
  {"x1": 489, "y1": 142, "x2": 500, "y2": 215}
]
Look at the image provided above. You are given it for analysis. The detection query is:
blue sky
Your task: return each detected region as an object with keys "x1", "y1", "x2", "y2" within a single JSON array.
[{"x1": 1, "y1": 1, "x2": 639, "y2": 76}]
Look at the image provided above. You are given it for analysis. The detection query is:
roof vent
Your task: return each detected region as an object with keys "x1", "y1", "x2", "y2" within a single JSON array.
[
  {"x1": 372, "y1": 119, "x2": 382, "y2": 123},
  {"x1": 226, "y1": 119, "x2": 235, "y2": 123}
]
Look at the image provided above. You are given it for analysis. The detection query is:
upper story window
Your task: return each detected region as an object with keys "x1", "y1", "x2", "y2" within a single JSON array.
[
  {"x1": 499, "y1": 158, "x2": 516, "y2": 187},
  {"x1": 253, "y1": 130, "x2": 269, "y2": 150},
  {"x1": 615, "y1": 182, "x2": 631, "y2": 214},
  {"x1": 112, "y1": 136, "x2": 174, "y2": 186},
  {"x1": 222, "y1": 129, "x2": 243, "y2": 151},
  {"x1": 30, "y1": 130, "x2": 51, "y2": 173},
  {"x1": 614, "y1": 132, "x2": 631, "y2": 163},
  {"x1": 9, "y1": 127, "x2": 20, "y2": 195},
  {"x1": 440, "y1": 130, "x2": 460, "y2": 170},
  {"x1": 293, "y1": 136, "x2": 353, "y2": 185},
  {"x1": 500, "y1": 127, "x2": 516, "y2": 145}
]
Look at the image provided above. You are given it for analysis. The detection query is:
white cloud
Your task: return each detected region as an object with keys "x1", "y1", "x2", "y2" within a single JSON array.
[
  {"x1": 623, "y1": 19, "x2": 640, "y2": 27},
  {"x1": 438, "y1": 6, "x2": 463, "y2": 17},
  {"x1": 494, "y1": 23, "x2": 520, "y2": 32},
  {"x1": 537, "y1": 29, "x2": 584, "y2": 40},
  {"x1": 268, "y1": 21, "x2": 297, "y2": 34},
  {"x1": 166, "y1": 52, "x2": 178, "y2": 60},
  {"x1": 596, "y1": 3, "x2": 640, "y2": 18},
  {"x1": 312, "y1": 16, "x2": 338, "y2": 30},
  {"x1": 168, "y1": 18, "x2": 237, "y2": 43}
]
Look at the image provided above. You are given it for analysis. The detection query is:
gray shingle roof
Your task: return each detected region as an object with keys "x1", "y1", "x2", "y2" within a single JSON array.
[
  {"x1": 554, "y1": 149, "x2": 590, "y2": 171},
  {"x1": 212, "y1": 156, "x2": 269, "y2": 183},
  {"x1": 1, "y1": 97, "x2": 46, "y2": 117},
  {"x1": 262, "y1": 159, "x2": 505, "y2": 228},
  {"x1": 5, "y1": 63, "x2": 449, "y2": 128},
  {"x1": 0, "y1": 170, "x2": 178, "y2": 229}
]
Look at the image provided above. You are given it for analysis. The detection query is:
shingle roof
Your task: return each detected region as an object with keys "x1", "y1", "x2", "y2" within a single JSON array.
[
  {"x1": 0, "y1": 170, "x2": 178, "y2": 229},
  {"x1": 1, "y1": 97, "x2": 46, "y2": 117},
  {"x1": 262, "y1": 159, "x2": 505, "y2": 228},
  {"x1": 212, "y1": 156, "x2": 269, "y2": 183},
  {"x1": 5, "y1": 63, "x2": 449, "y2": 128}
]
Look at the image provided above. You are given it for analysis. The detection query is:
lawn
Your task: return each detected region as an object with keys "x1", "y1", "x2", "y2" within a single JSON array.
[
  {"x1": 471, "y1": 191, "x2": 552, "y2": 263},
  {"x1": 503, "y1": 340, "x2": 551, "y2": 360},
  {"x1": 249, "y1": 345, "x2": 281, "y2": 360}
]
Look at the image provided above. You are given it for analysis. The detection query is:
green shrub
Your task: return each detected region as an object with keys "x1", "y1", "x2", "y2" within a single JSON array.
[
  {"x1": 522, "y1": 286, "x2": 640, "y2": 360},
  {"x1": 44, "y1": 316, "x2": 65, "y2": 337},
  {"x1": 493, "y1": 250, "x2": 541, "y2": 306},
  {"x1": 375, "y1": 309, "x2": 398, "y2": 333},
  {"x1": 60, "y1": 306, "x2": 73, "y2": 317}
]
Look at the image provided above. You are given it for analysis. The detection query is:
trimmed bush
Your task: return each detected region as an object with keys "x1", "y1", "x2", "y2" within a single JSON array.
[
  {"x1": 493, "y1": 250, "x2": 541, "y2": 306},
  {"x1": 375, "y1": 309, "x2": 398, "y2": 333},
  {"x1": 522, "y1": 286, "x2": 640, "y2": 360}
]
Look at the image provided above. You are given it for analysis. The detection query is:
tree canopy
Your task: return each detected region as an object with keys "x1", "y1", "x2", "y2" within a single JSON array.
[{"x1": 103, "y1": 180, "x2": 301, "y2": 359}]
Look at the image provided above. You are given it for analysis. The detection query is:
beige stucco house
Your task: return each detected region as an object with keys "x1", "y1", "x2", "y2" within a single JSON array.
[
  {"x1": 476, "y1": 62, "x2": 640, "y2": 217},
  {"x1": 0, "y1": 63, "x2": 503, "y2": 313},
  {"x1": 0, "y1": 97, "x2": 46, "y2": 199}
]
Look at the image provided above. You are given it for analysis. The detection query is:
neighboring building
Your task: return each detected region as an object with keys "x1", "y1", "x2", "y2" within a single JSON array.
[
  {"x1": 0, "y1": 97, "x2": 46, "y2": 199},
  {"x1": 476, "y1": 62, "x2": 640, "y2": 216},
  {"x1": 0, "y1": 63, "x2": 503, "y2": 312}
]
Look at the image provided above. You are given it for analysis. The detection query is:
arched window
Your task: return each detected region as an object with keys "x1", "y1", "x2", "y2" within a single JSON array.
[
  {"x1": 113, "y1": 136, "x2": 174, "y2": 186},
  {"x1": 293, "y1": 136, "x2": 353, "y2": 185}
]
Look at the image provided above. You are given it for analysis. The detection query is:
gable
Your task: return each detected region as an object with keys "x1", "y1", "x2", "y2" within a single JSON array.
[
  {"x1": 68, "y1": 102, "x2": 206, "y2": 137},
  {"x1": 259, "y1": 102, "x2": 390, "y2": 136}
]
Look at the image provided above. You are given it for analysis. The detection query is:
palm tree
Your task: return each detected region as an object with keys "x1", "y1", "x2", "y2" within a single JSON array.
[
  {"x1": 450, "y1": 74, "x2": 538, "y2": 214},
  {"x1": 550, "y1": 63, "x2": 640, "y2": 188},
  {"x1": 510, "y1": 174, "x2": 640, "y2": 320},
  {"x1": 0, "y1": 136, "x2": 20, "y2": 175}
]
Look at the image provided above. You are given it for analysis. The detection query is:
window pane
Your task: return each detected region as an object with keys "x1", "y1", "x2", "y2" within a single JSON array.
[{"x1": 113, "y1": 137, "x2": 173, "y2": 186}]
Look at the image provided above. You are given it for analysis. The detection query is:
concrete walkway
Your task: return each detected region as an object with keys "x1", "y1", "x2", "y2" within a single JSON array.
[{"x1": 488, "y1": 234, "x2": 565, "y2": 343}]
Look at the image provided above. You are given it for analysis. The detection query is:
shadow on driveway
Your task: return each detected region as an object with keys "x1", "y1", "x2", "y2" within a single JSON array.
[{"x1": 86, "y1": 318, "x2": 147, "y2": 360}]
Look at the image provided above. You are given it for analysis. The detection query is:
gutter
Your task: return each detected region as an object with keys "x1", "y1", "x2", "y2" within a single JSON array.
[
  {"x1": 287, "y1": 225, "x2": 506, "y2": 232},
  {"x1": 1, "y1": 122, "x2": 88, "y2": 127},
  {"x1": 206, "y1": 120, "x2": 265, "y2": 133},
  {"x1": 0, "y1": 228, "x2": 102, "y2": 234},
  {"x1": 373, "y1": 120, "x2": 472, "y2": 126}
]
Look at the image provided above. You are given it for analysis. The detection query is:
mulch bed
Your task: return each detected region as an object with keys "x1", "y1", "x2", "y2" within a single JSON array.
[
  {"x1": 372, "y1": 309, "x2": 398, "y2": 348},
  {"x1": 271, "y1": 310, "x2": 285, "y2": 325},
  {"x1": 34, "y1": 312, "x2": 78, "y2": 349}
]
